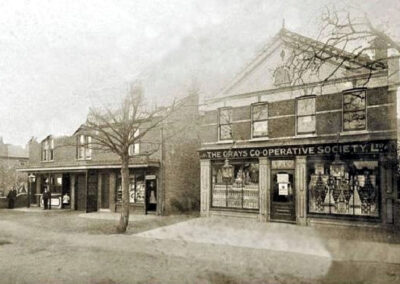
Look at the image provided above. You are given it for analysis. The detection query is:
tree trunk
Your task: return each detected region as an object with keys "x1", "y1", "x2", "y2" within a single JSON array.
[{"x1": 117, "y1": 155, "x2": 130, "y2": 233}]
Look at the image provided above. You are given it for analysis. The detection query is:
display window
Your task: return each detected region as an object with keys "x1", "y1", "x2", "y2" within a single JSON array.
[
  {"x1": 116, "y1": 173, "x2": 145, "y2": 204},
  {"x1": 211, "y1": 161, "x2": 259, "y2": 210},
  {"x1": 308, "y1": 155, "x2": 380, "y2": 218}
]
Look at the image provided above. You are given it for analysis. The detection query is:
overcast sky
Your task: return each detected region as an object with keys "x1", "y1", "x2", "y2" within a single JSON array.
[{"x1": 0, "y1": 0, "x2": 399, "y2": 146}]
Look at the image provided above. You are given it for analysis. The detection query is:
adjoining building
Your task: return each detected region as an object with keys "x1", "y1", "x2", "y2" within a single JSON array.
[
  {"x1": 20, "y1": 94, "x2": 200, "y2": 214},
  {"x1": 0, "y1": 137, "x2": 28, "y2": 196},
  {"x1": 198, "y1": 28, "x2": 400, "y2": 228},
  {"x1": 0, "y1": 138, "x2": 29, "y2": 208}
]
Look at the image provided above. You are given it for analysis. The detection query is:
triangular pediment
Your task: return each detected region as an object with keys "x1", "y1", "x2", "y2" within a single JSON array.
[{"x1": 219, "y1": 29, "x2": 375, "y2": 98}]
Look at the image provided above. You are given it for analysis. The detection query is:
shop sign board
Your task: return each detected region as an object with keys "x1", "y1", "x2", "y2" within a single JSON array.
[
  {"x1": 145, "y1": 175, "x2": 156, "y2": 180},
  {"x1": 199, "y1": 140, "x2": 395, "y2": 160}
]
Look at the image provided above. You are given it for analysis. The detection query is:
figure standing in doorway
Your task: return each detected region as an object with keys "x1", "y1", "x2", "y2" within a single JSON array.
[
  {"x1": 42, "y1": 187, "x2": 49, "y2": 210},
  {"x1": 147, "y1": 181, "x2": 157, "y2": 211}
]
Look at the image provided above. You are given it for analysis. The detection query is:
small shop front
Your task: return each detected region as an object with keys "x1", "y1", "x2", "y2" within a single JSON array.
[
  {"x1": 200, "y1": 140, "x2": 397, "y2": 226},
  {"x1": 115, "y1": 169, "x2": 159, "y2": 214}
]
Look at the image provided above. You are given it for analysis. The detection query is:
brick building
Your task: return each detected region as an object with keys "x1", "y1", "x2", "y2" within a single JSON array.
[
  {"x1": 20, "y1": 93, "x2": 200, "y2": 214},
  {"x1": 199, "y1": 28, "x2": 399, "y2": 228}
]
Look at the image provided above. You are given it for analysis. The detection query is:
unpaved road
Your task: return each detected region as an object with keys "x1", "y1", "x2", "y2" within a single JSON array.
[{"x1": 0, "y1": 210, "x2": 399, "y2": 283}]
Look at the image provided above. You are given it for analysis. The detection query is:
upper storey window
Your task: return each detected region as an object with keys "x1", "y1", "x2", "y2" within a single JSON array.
[
  {"x1": 218, "y1": 108, "x2": 233, "y2": 141},
  {"x1": 128, "y1": 129, "x2": 140, "y2": 156},
  {"x1": 77, "y1": 134, "x2": 92, "y2": 160},
  {"x1": 42, "y1": 137, "x2": 54, "y2": 161},
  {"x1": 296, "y1": 96, "x2": 316, "y2": 134},
  {"x1": 252, "y1": 103, "x2": 269, "y2": 138},
  {"x1": 343, "y1": 89, "x2": 367, "y2": 131}
]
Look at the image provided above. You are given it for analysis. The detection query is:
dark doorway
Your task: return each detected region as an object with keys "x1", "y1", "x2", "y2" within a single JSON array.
[
  {"x1": 86, "y1": 171, "x2": 98, "y2": 213},
  {"x1": 75, "y1": 174, "x2": 86, "y2": 211},
  {"x1": 270, "y1": 169, "x2": 296, "y2": 222},
  {"x1": 101, "y1": 174, "x2": 110, "y2": 209},
  {"x1": 61, "y1": 174, "x2": 71, "y2": 209},
  {"x1": 145, "y1": 180, "x2": 157, "y2": 213}
]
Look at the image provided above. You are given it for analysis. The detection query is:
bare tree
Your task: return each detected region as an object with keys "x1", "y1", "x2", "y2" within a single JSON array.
[
  {"x1": 280, "y1": 6, "x2": 400, "y2": 87},
  {"x1": 81, "y1": 84, "x2": 180, "y2": 233}
]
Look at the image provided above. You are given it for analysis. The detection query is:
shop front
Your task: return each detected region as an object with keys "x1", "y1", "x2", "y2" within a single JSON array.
[
  {"x1": 114, "y1": 168, "x2": 159, "y2": 214},
  {"x1": 200, "y1": 140, "x2": 397, "y2": 226}
]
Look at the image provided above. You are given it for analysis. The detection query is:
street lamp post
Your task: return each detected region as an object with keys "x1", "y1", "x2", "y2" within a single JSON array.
[{"x1": 28, "y1": 174, "x2": 36, "y2": 208}]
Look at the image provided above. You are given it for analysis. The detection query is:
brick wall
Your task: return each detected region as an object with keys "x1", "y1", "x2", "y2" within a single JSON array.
[
  {"x1": 200, "y1": 87, "x2": 395, "y2": 143},
  {"x1": 163, "y1": 93, "x2": 201, "y2": 214}
]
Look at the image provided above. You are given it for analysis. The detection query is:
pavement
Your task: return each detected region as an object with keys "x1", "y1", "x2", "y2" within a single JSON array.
[
  {"x1": 11, "y1": 208, "x2": 400, "y2": 264},
  {"x1": 136, "y1": 215, "x2": 400, "y2": 264}
]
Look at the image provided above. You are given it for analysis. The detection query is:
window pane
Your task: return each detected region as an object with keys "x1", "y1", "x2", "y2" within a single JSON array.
[
  {"x1": 220, "y1": 125, "x2": 232, "y2": 140},
  {"x1": 134, "y1": 143, "x2": 139, "y2": 154},
  {"x1": 219, "y1": 109, "x2": 232, "y2": 124},
  {"x1": 129, "y1": 177, "x2": 135, "y2": 203},
  {"x1": 343, "y1": 90, "x2": 366, "y2": 111},
  {"x1": 298, "y1": 115, "x2": 316, "y2": 133},
  {"x1": 86, "y1": 136, "x2": 92, "y2": 159},
  {"x1": 343, "y1": 111, "x2": 366, "y2": 130},
  {"x1": 86, "y1": 148, "x2": 92, "y2": 159},
  {"x1": 80, "y1": 135, "x2": 85, "y2": 144},
  {"x1": 297, "y1": 98, "x2": 315, "y2": 116},
  {"x1": 79, "y1": 147, "x2": 84, "y2": 159},
  {"x1": 252, "y1": 104, "x2": 268, "y2": 121},
  {"x1": 253, "y1": 121, "x2": 268, "y2": 137},
  {"x1": 135, "y1": 181, "x2": 145, "y2": 203}
]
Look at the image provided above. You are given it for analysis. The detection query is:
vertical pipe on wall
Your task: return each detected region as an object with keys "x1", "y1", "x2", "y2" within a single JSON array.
[{"x1": 158, "y1": 125, "x2": 165, "y2": 216}]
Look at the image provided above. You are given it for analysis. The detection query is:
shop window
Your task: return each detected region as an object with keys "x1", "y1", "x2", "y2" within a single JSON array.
[
  {"x1": 252, "y1": 103, "x2": 269, "y2": 138},
  {"x1": 41, "y1": 137, "x2": 54, "y2": 161},
  {"x1": 296, "y1": 96, "x2": 316, "y2": 134},
  {"x1": 211, "y1": 161, "x2": 259, "y2": 210},
  {"x1": 116, "y1": 174, "x2": 145, "y2": 204},
  {"x1": 218, "y1": 108, "x2": 233, "y2": 141},
  {"x1": 128, "y1": 129, "x2": 140, "y2": 156},
  {"x1": 308, "y1": 156, "x2": 379, "y2": 218},
  {"x1": 76, "y1": 134, "x2": 92, "y2": 160},
  {"x1": 343, "y1": 89, "x2": 366, "y2": 131}
]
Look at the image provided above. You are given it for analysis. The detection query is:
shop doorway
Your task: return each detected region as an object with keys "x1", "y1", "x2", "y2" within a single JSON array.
[
  {"x1": 75, "y1": 174, "x2": 86, "y2": 211},
  {"x1": 101, "y1": 174, "x2": 110, "y2": 209},
  {"x1": 270, "y1": 169, "x2": 296, "y2": 222},
  {"x1": 86, "y1": 171, "x2": 98, "y2": 213},
  {"x1": 145, "y1": 180, "x2": 157, "y2": 213}
]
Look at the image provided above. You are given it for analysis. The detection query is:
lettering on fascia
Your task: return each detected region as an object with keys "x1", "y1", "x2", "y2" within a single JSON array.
[{"x1": 199, "y1": 141, "x2": 392, "y2": 159}]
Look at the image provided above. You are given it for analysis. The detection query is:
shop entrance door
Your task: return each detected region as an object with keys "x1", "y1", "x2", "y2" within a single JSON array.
[
  {"x1": 270, "y1": 169, "x2": 296, "y2": 222},
  {"x1": 86, "y1": 171, "x2": 98, "y2": 213},
  {"x1": 75, "y1": 174, "x2": 86, "y2": 211},
  {"x1": 101, "y1": 174, "x2": 110, "y2": 209},
  {"x1": 145, "y1": 180, "x2": 157, "y2": 213}
]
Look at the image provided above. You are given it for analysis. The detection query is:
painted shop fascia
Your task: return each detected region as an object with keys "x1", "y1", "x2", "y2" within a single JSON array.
[
  {"x1": 198, "y1": 28, "x2": 400, "y2": 228},
  {"x1": 200, "y1": 141, "x2": 396, "y2": 160}
]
